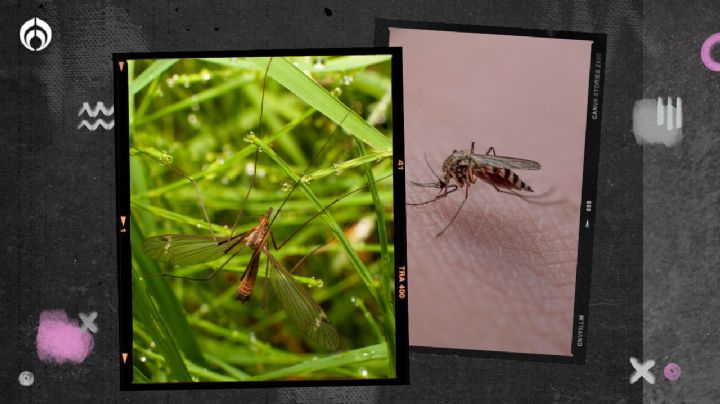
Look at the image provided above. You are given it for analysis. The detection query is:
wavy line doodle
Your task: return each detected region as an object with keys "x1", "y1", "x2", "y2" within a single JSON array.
[
  {"x1": 77, "y1": 119, "x2": 114, "y2": 130},
  {"x1": 78, "y1": 102, "x2": 114, "y2": 131},
  {"x1": 78, "y1": 102, "x2": 114, "y2": 117}
]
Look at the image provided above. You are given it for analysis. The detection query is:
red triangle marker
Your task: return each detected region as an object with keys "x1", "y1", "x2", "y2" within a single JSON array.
[{"x1": 122, "y1": 353, "x2": 128, "y2": 363}]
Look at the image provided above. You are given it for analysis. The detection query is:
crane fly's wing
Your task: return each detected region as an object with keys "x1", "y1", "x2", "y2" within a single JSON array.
[
  {"x1": 472, "y1": 154, "x2": 541, "y2": 170},
  {"x1": 264, "y1": 251, "x2": 340, "y2": 351},
  {"x1": 141, "y1": 234, "x2": 246, "y2": 266}
]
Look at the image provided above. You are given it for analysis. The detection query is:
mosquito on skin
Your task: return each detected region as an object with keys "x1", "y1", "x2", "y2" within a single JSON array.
[
  {"x1": 409, "y1": 141, "x2": 550, "y2": 237},
  {"x1": 131, "y1": 57, "x2": 391, "y2": 351}
]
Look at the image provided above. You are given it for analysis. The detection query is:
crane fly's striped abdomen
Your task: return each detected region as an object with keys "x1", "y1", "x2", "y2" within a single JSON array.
[{"x1": 236, "y1": 252, "x2": 261, "y2": 303}]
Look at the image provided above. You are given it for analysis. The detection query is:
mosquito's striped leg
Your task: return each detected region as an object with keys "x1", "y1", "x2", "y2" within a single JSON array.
[
  {"x1": 130, "y1": 145, "x2": 218, "y2": 242},
  {"x1": 436, "y1": 185, "x2": 469, "y2": 237},
  {"x1": 273, "y1": 173, "x2": 393, "y2": 251},
  {"x1": 160, "y1": 250, "x2": 241, "y2": 281},
  {"x1": 269, "y1": 111, "x2": 352, "y2": 228}
]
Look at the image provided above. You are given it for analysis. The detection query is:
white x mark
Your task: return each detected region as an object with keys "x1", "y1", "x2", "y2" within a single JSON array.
[
  {"x1": 629, "y1": 357, "x2": 655, "y2": 384},
  {"x1": 79, "y1": 311, "x2": 98, "y2": 333}
]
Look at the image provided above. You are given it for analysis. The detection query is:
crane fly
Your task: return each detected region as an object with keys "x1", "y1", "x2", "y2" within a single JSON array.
[
  {"x1": 133, "y1": 130, "x2": 347, "y2": 350},
  {"x1": 409, "y1": 141, "x2": 542, "y2": 236},
  {"x1": 140, "y1": 206, "x2": 340, "y2": 350}
]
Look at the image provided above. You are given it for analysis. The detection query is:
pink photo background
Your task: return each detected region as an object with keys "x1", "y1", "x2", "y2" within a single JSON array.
[{"x1": 391, "y1": 28, "x2": 592, "y2": 355}]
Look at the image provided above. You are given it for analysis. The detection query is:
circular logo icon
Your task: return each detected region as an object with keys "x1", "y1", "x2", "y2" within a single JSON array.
[{"x1": 20, "y1": 17, "x2": 52, "y2": 51}]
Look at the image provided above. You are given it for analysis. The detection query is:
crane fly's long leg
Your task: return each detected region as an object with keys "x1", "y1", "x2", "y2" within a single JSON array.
[
  {"x1": 273, "y1": 172, "x2": 393, "y2": 251},
  {"x1": 228, "y1": 148, "x2": 260, "y2": 238},
  {"x1": 260, "y1": 254, "x2": 270, "y2": 309},
  {"x1": 436, "y1": 185, "x2": 470, "y2": 237},
  {"x1": 268, "y1": 111, "x2": 352, "y2": 229},
  {"x1": 130, "y1": 145, "x2": 218, "y2": 242},
  {"x1": 161, "y1": 249, "x2": 244, "y2": 281},
  {"x1": 271, "y1": 229, "x2": 331, "y2": 275},
  {"x1": 229, "y1": 58, "x2": 274, "y2": 239}
]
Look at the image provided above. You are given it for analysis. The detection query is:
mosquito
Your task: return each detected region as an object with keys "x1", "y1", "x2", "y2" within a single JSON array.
[
  {"x1": 408, "y1": 141, "x2": 544, "y2": 236},
  {"x1": 132, "y1": 57, "x2": 389, "y2": 351}
]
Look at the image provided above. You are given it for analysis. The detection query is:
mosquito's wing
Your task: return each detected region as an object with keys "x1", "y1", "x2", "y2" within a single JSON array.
[
  {"x1": 472, "y1": 154, "x2": 541, "y2": 170},
  {"x1": 264, "y1": 251, "x2": 340, "y2": 350},
  {"x1": 141, "y1": 234, "x2": 244, "y2": 266}
]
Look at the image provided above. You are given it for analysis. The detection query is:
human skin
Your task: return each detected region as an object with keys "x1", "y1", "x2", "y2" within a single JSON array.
[{"x1": 390, "y1": 28, "x2": 592, "y2": 355}]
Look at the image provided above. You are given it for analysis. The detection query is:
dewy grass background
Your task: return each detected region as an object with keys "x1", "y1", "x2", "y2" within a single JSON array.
[{"x1": 126, "y1": 55, "x2": 395, "y2": 383}]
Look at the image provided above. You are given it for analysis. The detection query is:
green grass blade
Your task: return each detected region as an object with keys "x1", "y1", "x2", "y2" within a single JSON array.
[
  {"x1": 129, "y1": 59, "x2": 179, "y2": 96},
  {"x1": 356, "y1": 140, "x2": 396, "y2": 376},
  {"x1": 247, "y1": 343, "x2": 387, "y2": 381},
  {"x1": 131, "y1": 263, "x2": 192, "y2": 382},
  {"x1": 132, "y1": 74, "x2": 255, "y2": 128},
  {"x1": 130, "y1": 218, "x2": 206, "y2": 369},
  {"x1": 301, "y1": 149, "x2": 392, "y2": 184},
  {"x1": 133, "y1": 366, "x2": 151, "y2": 383},
  {"x1": 198, "y1": 58, "x2": 256, "y2": 69},
  {"x1": 295, "y1": 55, "x2": 393, "y2": 72},
  {"x1": 250, "y1": 57, "x2": 392, "y2": 151},
  {"x1": 131, "y1": 199, "x2": 230, "y2": 235}
]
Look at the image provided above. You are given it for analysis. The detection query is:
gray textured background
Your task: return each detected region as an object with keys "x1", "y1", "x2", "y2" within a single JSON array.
[
  {"x1": 2, "y1": 0, "x2": 709, "y2": 402},
  {"x1": 642, "y1": 1, "x2": 720, "y2": 403}
]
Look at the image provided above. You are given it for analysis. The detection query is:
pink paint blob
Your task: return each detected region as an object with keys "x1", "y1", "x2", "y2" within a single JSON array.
[
  {"x1": 36, "y1": 310, "x2": 94, "y2": 364},
  {"x1": 664, "y1": 362, "x2": 682, "y2": 381},
  {"x1": 701, "y1": 33, "x2": 720, "y2": 71}
]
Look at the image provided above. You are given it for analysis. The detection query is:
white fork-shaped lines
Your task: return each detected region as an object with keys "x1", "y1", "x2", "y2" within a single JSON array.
[{"x1": 656, "y1": 96, "x2": 682, "y2": 130}]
